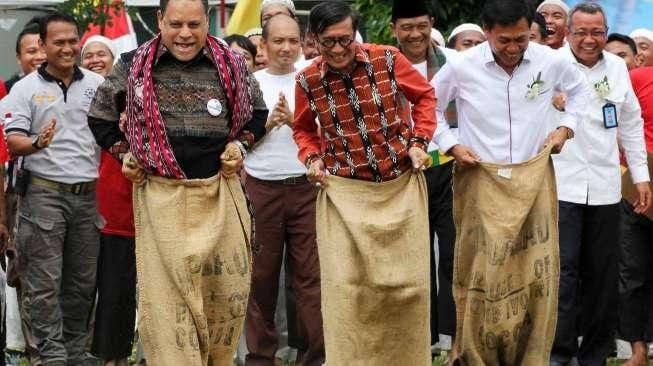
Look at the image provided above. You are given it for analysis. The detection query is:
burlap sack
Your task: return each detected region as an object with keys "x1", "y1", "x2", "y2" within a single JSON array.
[
  {"x1": 316, "y1": 171, "x2": 431, "y2": 366},
  {"x1": 134, "y1": 174, "x2": 251, "y2": 366},
  {"x1": 621, "y1": 153, "x2": 653, "y2": 220},
  {"x1": 452, "y1": 148, "x2": 559, "y2": 365}
]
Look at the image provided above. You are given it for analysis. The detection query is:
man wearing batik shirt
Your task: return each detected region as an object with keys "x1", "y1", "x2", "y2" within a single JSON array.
[
  {"x1": 87, "y1": 0, "x2": 267, "y2": 364},
  {"x1": 293, "y1": 2, "x2": 435, "y2": 363}
]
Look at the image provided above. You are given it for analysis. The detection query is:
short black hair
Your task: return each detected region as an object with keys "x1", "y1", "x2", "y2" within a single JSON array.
[
  {"x1": 607, "y1": 33, "x2": 638, "y2": 55},
  {"x1": 16, "y1": 16, "x2": 42, "y2": 55},
  {"x1": 568, "y1": 2, "x2": 607, "y2": 29},
  {"x1": 533, "y1": 12, "x2": 548, "y2": 40},
  {"x1": 160, "y1": 0, "x2": 209, "y2": 14},
  {"x1": 40, "y1": 12, "x2": 78, "y2": 41},
  {"x1": 223, "y1": 34, "x2": 257, "y2": 59},
  {"x1": 308, "y1": 1, "x2": 360, "y2": 36},
  {"x1": 262, "y1": 13, "x2": 300, "y2": 39},
  {"x1": 481, "y1": 0, "x2": 534, "y2": 30}
]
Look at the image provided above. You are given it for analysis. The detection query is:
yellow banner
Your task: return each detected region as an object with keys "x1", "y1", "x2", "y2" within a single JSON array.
[{"x1": 226, "y1": 0, "x2": 262, "y2": 35}]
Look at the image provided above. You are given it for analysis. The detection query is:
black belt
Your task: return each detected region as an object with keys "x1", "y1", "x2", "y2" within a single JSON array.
[
  {"x1": 250, "y1": 175, "x2": 308, "y2": 185},
  {"x1": 30, "y1": 175, "x2": 97, "y2": 195}
]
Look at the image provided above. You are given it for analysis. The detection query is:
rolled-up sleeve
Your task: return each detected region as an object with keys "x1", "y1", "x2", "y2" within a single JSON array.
[{"x1": 3, "y1": 85, "x2": 32, "y2": 137}]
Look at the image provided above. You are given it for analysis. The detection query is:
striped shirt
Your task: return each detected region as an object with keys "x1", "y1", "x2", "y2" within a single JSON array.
[{"x1": 293, "y1": 43, "x2": 437, "y2": 182}]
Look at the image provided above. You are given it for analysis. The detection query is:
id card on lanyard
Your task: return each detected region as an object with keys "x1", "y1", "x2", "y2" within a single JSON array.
[{"x1": 602, "y1": 103, "x2": 618, "y2": 129}]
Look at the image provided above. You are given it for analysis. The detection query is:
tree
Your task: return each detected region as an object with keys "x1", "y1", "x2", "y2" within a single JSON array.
[
  {"x1": 354, "y1": 0, "x2": 485, "y2": 45},
  {"x1": 56, "y1": 0, "x2": 129, "y2": 35}
]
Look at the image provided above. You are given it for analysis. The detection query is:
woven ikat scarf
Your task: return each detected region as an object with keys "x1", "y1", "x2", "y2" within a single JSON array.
[{"x1": 125, "y1": 34, "x2": 253, "y2": 179}]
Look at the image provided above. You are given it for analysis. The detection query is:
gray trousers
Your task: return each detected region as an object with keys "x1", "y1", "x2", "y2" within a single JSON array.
[{"x1": 16, "y1": 183, "x2": 100, "y2": 366}]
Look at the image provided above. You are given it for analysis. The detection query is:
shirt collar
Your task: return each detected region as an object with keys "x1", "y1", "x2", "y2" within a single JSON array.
[
  {"x1": 561, "y1": 44, "x2": 606, "y2": 69},
  {"x1": 480, "y1": 41, "x2": 534, "y2": 66},
  {"x1": 154, "y1": 42, "x2": 214, "y2": 66},
  {"x1": 37, "y1": 63, "x2": 84, "y2": 83},
  {"x1": 318, "y1": 43, "x2": 370, "y2": 78}
]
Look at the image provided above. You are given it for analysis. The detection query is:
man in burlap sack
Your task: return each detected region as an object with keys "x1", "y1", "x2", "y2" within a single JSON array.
[
  {"x1": 87, "y1": 0, "x2": 268, "y2": 364},
  {"x1": 432, "y1": 0, "x2": 590, "y2": 364},
  {"x1": 292, "y1": 2, "x2": 436, "y2": 364}
]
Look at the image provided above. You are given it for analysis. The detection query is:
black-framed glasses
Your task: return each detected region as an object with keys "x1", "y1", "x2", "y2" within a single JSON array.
[{"x1": 318, "y1": 34, "x2": 355, "y2": 49}]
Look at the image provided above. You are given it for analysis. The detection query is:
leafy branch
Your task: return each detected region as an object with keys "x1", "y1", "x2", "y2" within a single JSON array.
[{"x1": 56, "y1": 0, "x2": 134, "y2": 35}]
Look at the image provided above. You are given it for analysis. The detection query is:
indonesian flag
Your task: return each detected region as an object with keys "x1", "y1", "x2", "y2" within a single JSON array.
[{"x1": 81, "y1": 0, "x2": 138, "y2": 57}]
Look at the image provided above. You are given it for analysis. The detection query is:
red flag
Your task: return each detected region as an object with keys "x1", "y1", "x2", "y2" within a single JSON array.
[{"x1": 81, "y1": 0, "x2": 138, "y2": 56}]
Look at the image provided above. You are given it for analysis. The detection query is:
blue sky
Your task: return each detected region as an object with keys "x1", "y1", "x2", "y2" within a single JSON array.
[{"x1": 565, "y1": 0, "x2": 653, "y2": 34}]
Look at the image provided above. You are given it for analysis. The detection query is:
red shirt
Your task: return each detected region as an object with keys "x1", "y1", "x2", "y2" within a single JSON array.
[
  {"x1": 0, "y1": 81, "x2": 10, "y2": 165},
  {"x1": 0, "y1": 129, "x2": 8, "y2": 165},
  {"x1": 96, "y1": 150, "x2": 135, "y2": 236},
  {"x1": 293, "y1": 43, "x2": 436, "y2": 182},
  {"x1": 630, "y1": 66, "x2": 653, "y2": 153}
]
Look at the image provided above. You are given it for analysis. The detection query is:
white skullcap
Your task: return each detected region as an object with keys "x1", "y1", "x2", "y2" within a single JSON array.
[
  {"x1": 536, "y1": 0, "x2": 570, "y2": 14},
  {"x1": 629, "y1": 28, "x2": 653, "y2": 42},
  {"x1": 431, "y1": 28, "x2": 445, "y2": 46},
  {"x1": 447, "y1": 23, "x2": 484, "y2": 43},
  {"x1": 82, "y1": 35, "x2": 117, "y2": 59},
  {"x1": 244, "y1": 27, "x2": 263, "y2": 38},
  {"x1": 261, "y1": 0, "x2": 295, "y2": 15}
]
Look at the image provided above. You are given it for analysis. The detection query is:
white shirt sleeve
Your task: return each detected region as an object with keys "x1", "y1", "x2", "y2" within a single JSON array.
[
  {"x1": 433, "y1": 63, "x2": 460, "y2": 153},
  {"x1": 619, "y1": 80, "x2": 650, "y2": 184},
  {"x1": 553, "y1": 55, "x2": 590, "y2": 134},
  {"x1": 3, "y1": 86, "x2": 32, "y2": 136}
]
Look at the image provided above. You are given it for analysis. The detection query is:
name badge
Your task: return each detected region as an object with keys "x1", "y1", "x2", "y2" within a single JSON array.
[{"x1": 602, "y1": 103, "x2": 618, "y2": 129}]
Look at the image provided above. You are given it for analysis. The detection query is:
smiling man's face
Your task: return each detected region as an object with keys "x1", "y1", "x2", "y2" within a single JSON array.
[{"x1": 158, "y1": 0, "x2": 209, "y2": 62}]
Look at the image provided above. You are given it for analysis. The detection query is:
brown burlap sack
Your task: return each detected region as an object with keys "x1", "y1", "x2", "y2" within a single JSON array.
[
  {"x1": 452, "y1": 148, "x2": 559, "y2": 365},
  {"x1": 316, "y1": 171, "x2": 431, "y2": 366},
  {"x1": 134, "y1": 174, "x2": 251, "y2": 366},
  {"x1": 621, "y1": 153, "x2": 653, "y2": 220}
]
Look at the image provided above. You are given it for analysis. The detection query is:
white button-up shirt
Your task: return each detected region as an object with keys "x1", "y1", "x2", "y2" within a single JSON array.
[
  {"x1": 553, "y1": 47, "x2": 650, "y2": 205},
  {"x1": 433, "y1": 42, "x2": 590, "y2": 164}
]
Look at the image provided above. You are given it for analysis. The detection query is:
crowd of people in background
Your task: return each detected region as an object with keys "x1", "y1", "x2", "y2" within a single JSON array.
[{"x1": 0, "y1": 0, "x2": 650, "y2": 365}]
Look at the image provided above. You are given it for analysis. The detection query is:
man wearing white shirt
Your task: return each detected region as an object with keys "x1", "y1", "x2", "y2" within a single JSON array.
[
  {"x1": 550, "y1": 4, "x2": 651, "y2": 366},
  {"x1": 432, "y1": 0, "x2": 589, "y2": 362},
  {"x1": 433, "y1": 11, "x2": 588, "y2": 165},
  {"x1": 243, "y1": 14, "x2": 324, "y2": 366}
]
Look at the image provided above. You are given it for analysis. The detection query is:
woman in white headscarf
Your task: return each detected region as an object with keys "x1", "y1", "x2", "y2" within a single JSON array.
[{"x1": 81, "y1": 35, "x2": 117, "y2": 77}]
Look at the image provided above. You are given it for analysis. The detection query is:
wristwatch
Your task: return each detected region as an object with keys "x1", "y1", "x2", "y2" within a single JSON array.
[{"x1": 32, "y1": 135, "x2": 43, "y2": 150}]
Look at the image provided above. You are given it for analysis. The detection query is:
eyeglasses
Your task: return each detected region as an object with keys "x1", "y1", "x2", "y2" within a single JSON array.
[
  {"x1": 317, "y1": 35, "x2": 355, "y2": 49},
  {"x1": 570, "y1": 29, "x2": 607, "y2": 39}
]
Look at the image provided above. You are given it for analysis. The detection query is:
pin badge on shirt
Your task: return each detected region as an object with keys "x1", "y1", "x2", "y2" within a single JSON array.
[
  {"x1": 602, "y1": 103, "x2": 618, "y2": 129},
  {"x1": 207, "y1": 99, "x2": 222, "y2": 116}
]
